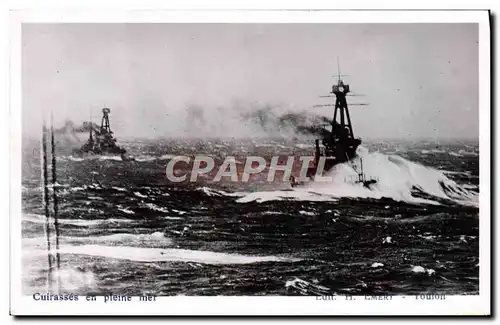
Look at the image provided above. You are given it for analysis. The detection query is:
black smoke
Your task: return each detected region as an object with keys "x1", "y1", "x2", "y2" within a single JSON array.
[
  {"x1": 240, "y1": 107, "x2": 333, "y2": 139},
  {"x1": 52, "y1": 120, "x2": 100, "y2": 144}
]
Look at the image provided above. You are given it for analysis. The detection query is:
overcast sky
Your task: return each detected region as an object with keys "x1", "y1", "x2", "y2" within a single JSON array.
[{"x1": 22, "y1": 23, "x2": 479, "y2": 140}]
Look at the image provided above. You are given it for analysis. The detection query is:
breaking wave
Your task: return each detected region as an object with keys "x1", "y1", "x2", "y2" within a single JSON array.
[
  {"x1": 237, "y1": 147, "x2": 478, "y2": 206},
  {"x1": 285, "y1": 277, "x2": 331, "y2": 295},
  {"x1": 197, "y1": 186, "x2": 247, "y2": 197},
  {"x1": 22, "y1": 213, "x2": 135, "y2": 226},
  {"x1": 57, "y1": 245, "x2": 299, "y2": 265},
  {"x1": 22, "y1": 232, "x2": 172, "y2": 249}
]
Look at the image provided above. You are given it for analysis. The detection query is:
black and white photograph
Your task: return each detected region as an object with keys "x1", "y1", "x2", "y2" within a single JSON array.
[{"x1": 10, "y1": 9, "x2": 490, "y2": 316}]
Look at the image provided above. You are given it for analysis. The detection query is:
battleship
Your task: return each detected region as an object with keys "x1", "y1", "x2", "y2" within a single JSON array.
[
  {"x1": 300, "y1": 73, "x2": 377, "y2": 188},
  {"x1": 72, "y1": 107, "x2": 133, "y2": 160}
]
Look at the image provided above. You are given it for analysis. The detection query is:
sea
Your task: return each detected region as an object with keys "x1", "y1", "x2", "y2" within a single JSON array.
[{"x1": 20, "y1": 138, "x2": 480, "y2": 296}]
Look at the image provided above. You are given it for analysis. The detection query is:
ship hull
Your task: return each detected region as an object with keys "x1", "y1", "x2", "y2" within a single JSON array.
[{"x1": 304, "y1": 137, "x2": 361, "y2": 178}]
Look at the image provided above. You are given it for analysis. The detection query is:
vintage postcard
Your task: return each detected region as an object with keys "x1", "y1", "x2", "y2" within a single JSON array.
[{"x1": 10, "y1": 9, "x2": 490, "y2": 316}]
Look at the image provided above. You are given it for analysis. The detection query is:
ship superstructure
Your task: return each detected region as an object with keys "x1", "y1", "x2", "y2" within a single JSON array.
[
  {"x1": 73, "y1": 108, "x2": 127, "y2": 156},
  {"x1": 316, "y1": 77, "x2": 362, "y2": 168},
  {"x1": 305, "y1": 66, "x2": 377, "y2": 188}
]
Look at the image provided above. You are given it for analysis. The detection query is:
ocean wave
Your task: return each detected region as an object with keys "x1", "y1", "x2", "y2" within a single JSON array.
[
  {"x1": 448, "y1": 152, "x2": 462, "y2": 157},
  {"x1": 159, "y1": 154, "x2": 178, "y2": 160},
  {"x1": 285, "y1": 277, "x2": 331, "y2": 295},
  {"x1": 117, "y1": 206, "x2": 135, "y2": 214},
  {"x1": 63, "y1": 156, "x2": 84, "y2": 162},
  {"x1": 236, "y1": 147, "x2": 478, "y2": 207},
  {"x1": 421, "y1": 149, "x2": 446, "y2": 154},
  {"x1": 142, "y1": 203, "x2": 169, "y2": 214},
  {"x1": 296, "y1": 143, "x2": 314, "y2": 149},
  {"x1": 458, "y1": 149, "x2": 478, "y2": 157},
  {"x1": 98, "y1": 156, "x2": 123, "y2": 161},
  {"x1": 22, "y1": 232, "x2": 172, "y2": 248},
  {"x1": 197, "y1": 186, "x2": 247, "y2": 198},
  {"x1": 82, "y1": 232, "x2": 172, "y2": 245},
  {"x1": 57, "y1": 245, "x2": 300, "y2": 265},
  {"x1": 442, "y1": 170, "x2": 471, "y2": 176},
  {"x1": 134, "y1": 192, "x2": 148, "y2": 198},
  {"x1": 236, "y1": 189, "x2": 336, "y2": 203},
  {"x1": 23, "y1": 213, "x2": 135, "y2": 226},
  {"x1": 134, "y1": 156, "x2": 158, "y2": 162}
]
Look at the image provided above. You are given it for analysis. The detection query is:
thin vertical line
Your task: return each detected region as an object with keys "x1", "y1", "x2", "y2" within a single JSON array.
[
  {"x1": 41, "y1": 121, "x2": 52, "y2": 289},
  {"x1": 337, "y1": 56, "x2": 341, "y2": 82},
  {"x1": 50, "y1": 113, "x2": 61, "y2": 292}
]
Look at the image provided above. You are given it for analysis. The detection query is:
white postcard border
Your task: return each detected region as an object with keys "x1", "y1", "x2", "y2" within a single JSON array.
[{"x1": 9, "y1": 9, "x2": 491, "y2": 316}]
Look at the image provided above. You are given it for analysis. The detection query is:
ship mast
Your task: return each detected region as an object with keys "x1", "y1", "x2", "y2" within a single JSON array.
[
  {"x1": 331, "y1": 63, "x2": 354, "y2": 139},
  {"x1": 306, "y1": 60, "x2": 375, "y2": 184},
  {"x1": 311, "y1": 59, "x2": 366, "y2": 165},
  {"x1": 101, "y1": 107, "x2": 112, "y2": 134}
]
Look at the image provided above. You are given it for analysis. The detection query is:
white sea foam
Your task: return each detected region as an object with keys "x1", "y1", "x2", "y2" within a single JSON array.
[
  {"x1": 23, "y1": 231, "x2": 171, "y2": 246},
  {"x1": 22, "y1": 214, "x2": 134, "y2": 226},
  {"x1": 84, "y1": 232, "x2": 171, "y2": 244},
  {"x1": 295, "y1": 143, "x2": 314, "y2": 149},
  {"x1": 198, "y1": 186, "x2": 247, "y2": 198},
  {"x1": 458, "y1": 149, "x2": 478, "y2": 157},
  {"x1": 99, "y1": 156, "x2": 122, "y2": 161},
  {"x1": 69, "y1": 186, "x2": 85, "y2": 192},
  {"x1": 159, "y1": 154, "x2": 178, "y2": 160},
  {"x1": 285, "y1": 277, "x2": 330, "y2": 295},
  {"x1": 117, "y1": 207, "x2": 135, "y2": 214},
  {"x1": 442, "y1": 170, "x2": 471, "y2": 176},
  {"x1": 134, "y1": 156, "x2": 157, "y2": 162},
  {"x1": 134, "y1": 192, "x2": 148, "y2": 198},
  {"x1": 412, "y1": 266, "x2": 426, "y2": 273},
  {"x1": 236, "y1": 189, "x2": 336, "y2": 203},
  {"x1": 411, "y1": 265, "x2": 435, "y2": 276},
  {"x1": 162, "y1": 216, "x2": 184, "y2": 220},
  {"x1": 142, "y1": 203, "x2": 169, "y2": 213},
  {"x1": 236, "y1": 147, "x2": 478, "y2": 206},
  {"x1": 57, "y1": 245, "x2": 299, "y2": 265}
]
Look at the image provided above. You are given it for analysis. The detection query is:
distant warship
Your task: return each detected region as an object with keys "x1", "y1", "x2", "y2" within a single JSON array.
[{"x1": 73, "y1": 108, "x2": 132, "y2": 160}]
